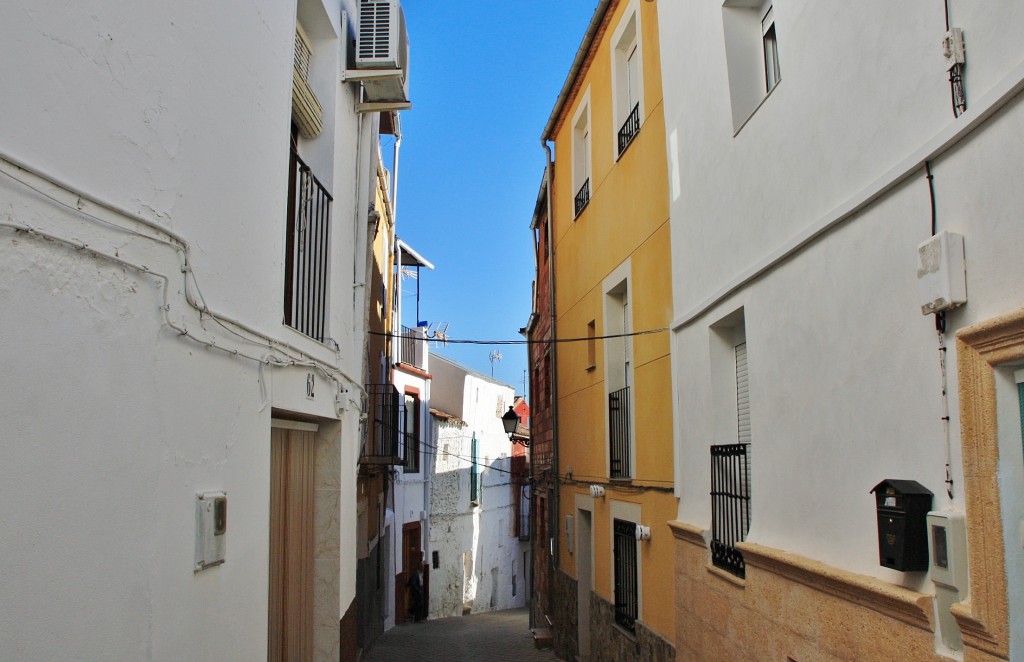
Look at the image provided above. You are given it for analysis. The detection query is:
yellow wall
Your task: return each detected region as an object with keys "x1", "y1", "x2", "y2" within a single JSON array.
[{"x1": 549, "y1": 0, "x2": 676, "y2": 641}]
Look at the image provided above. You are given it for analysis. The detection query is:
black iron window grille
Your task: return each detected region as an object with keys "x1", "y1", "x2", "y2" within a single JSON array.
[
  {"x1": 617, "y1": 102, "x2": 641, "y2": 155},
  {"x1": 574, "y1": 178, "x2": 590, "y2": 216},
  {"x1": 613, "y1": 518, "x2": 638, "y2": 633},
  {"x1": 284, "y1": 148, "x2": 332, "y2": 342},
  {"x1": 710, "y1": 443, "x2": 751, "y2": 578},
  {"x1": 609, "y1": 386, "x2": 631, "y2": 478},
  {"x1": 361, "y1": 384, "x2": 405, "y2": 465}
]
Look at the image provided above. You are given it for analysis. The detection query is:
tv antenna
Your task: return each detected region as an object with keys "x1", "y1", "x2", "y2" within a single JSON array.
[{"x1": 488, "y1": 351, "x2": 502, "y2": 377}]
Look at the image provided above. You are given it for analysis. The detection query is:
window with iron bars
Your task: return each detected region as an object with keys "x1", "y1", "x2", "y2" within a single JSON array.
[
  {"x1": 609, "y1": 386, "x2": 631, "y2": 479},
  {"x1": 710, "y1": 443, "x2": 751, "y2": 577},
  {"x1": 613, "y1": 518, "x2": 638, "y2": 633},
  {"x1": 284, "y1": 144, "x2": 332, "y2": 342}
]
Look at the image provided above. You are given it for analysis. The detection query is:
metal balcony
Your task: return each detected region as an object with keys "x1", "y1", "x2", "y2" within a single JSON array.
[
  {"x1": 361, "y1": 384, "x2": 405, "y2": 465},
  {"x1": 608, "y1": 386, "x2": 631, "y2": 479}
]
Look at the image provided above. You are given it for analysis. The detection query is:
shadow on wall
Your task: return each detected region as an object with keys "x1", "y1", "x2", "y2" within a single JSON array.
[{"x1": 427, "y1": 455, "x2": 526, "y2": 620}]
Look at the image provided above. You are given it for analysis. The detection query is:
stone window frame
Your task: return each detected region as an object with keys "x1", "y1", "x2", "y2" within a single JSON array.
[{"x1": 953, "y1": 308, "x2": 1019, "y2": 659}]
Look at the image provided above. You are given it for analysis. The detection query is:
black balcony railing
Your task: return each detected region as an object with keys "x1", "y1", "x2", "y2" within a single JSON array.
[
  {"x1": 399, "y1": 325, "x2": 419, "y2": 367},
  {"x1": 613, "y1": 518, "x2": 638, "y2": 633},
  {"x1": 710, "y1": 443, "x2": 751, "y2": 578},
  {"x1": 361, "y1": 384, "x2": 405, "y2": 465},
  {"x1": 284, "y1": 149, "x2": 332, "y2": 342},
  {"x1": 617, "y1": 102, "x2": 641, "y2": 156},
  {"x1": 609, "y1": 386, "x2": 631, "y2": 479},
  {"x1": 574, "y1": 178, "x2": 590, "y2": 216}
]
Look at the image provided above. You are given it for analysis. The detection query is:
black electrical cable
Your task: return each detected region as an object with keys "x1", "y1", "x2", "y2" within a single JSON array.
[{"x1": 369, "y1": 328, "x2": 667, "y2": 346}]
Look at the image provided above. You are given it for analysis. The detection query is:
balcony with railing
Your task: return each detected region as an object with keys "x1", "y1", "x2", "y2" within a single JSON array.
[
  {"x1": 284, "y1": 149, "x2": 332, "y2": 342},
  {"x1": 617, "y1": 102, "x2": 641, "y2": 156},
  {"x1": 608, "y1": 386, "x2": 631, "y2": 479},
  {"x1": 710, "y1": 443, "x2": 751, "y2": 578},
  {"x1": 574, "y1": 178, "x2": 590, "y2": 217},
  {"x1": 361, "y1": 384, "x2": 405, "y2": 465},
  {"x1": 397, "y1": 325, "x2": 427, "y2": 371}
]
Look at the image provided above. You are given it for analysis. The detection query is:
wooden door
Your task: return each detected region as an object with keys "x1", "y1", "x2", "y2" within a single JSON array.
[
  {"x1": 398, "y1": 521, "x2": 422, "y2": 623},
  {"x1": 268, "y1": 426, "x2": 316, "y2": 661}
]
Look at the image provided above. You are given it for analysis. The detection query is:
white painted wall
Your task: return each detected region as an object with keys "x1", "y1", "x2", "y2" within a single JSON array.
[
  {"x1": 427, "y1": 355, "x2": 528, "y2": 618},
  {"x1": 0, "y1": 0, "x2": 377, "y2": 658},
  {"x1": 659, "y1": 1, "x2": 1024, "y2": 655}
]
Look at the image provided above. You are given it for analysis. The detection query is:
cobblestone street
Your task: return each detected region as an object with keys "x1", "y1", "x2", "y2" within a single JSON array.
[{"x1": 363, "y1": 609, "x2": 559, "y2": 662}]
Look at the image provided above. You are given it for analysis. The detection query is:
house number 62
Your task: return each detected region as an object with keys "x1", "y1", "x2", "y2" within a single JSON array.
[{"x1": 306, "y1": 373, "x2": 315, "y2": 400}]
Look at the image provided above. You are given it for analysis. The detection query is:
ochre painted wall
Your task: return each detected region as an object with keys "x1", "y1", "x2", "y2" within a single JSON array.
[{"x1": 548, "y1": 0, "x2": 676, "y2": 642}]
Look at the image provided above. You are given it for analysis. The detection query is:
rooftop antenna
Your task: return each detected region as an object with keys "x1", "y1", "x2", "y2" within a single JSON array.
[{"x1": 488, "y1": 351, "x2": 502, "y2": 377}]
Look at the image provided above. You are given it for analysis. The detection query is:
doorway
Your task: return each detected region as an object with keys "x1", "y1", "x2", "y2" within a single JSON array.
[
  {"x1": 268, "y1": 422, "x2": 317, "y2": 661},
  {"x1": 399, "y1": 521, "x2": 423, "y2": 623}
]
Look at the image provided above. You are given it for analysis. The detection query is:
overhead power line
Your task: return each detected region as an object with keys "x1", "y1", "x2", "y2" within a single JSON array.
[{"x1": 368, "y1": 328, "x2": 667, "y2": 346}]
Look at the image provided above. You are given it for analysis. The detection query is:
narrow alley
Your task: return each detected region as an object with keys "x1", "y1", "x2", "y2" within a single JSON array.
[{"x1": 362, "y1": 609, "x2": 558, "y2": 662}]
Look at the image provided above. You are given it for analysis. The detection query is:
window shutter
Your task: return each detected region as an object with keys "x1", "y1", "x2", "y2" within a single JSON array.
[{"x1": 735, "y1": 342, "x2": 750, "y2": 444}]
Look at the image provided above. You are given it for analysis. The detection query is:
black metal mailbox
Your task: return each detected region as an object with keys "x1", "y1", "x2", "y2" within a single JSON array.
[{"x1": 870, "y1": 479, "x2": 933, "y2": 572}]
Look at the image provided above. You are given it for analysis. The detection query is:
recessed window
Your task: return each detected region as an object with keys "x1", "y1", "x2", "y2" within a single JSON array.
[
  {"x1": 605, "y1": 272, "x2": 633, "y2": 479},
  {"x1": 613, "y1": 518, "x2": 639, "y2": 632},
  {"x1": 762, "y1": 5, "x2": 781, "y2": 92},
  {"x1": 403, "y1": 393, "x2": 420, "y2": 473},
  {"x1": 612, "y1": 3, "x2": 643, "y2": 156},
  {"x1": 587, "y1": 320, "x2": 597, "y2": 370},
  {"x1": 709, "y1": 310, "x2": 751, "y2": 578},
  {"x1": 722, "y1": 0, "x2": 782, "y2": 133},
  {"x1": 572, "y1": 90, "x2": 592, "y2": 217}
]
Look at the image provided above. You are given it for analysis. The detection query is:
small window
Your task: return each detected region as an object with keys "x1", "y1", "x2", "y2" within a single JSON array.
[
  {"x1": 587, "y1": 320, "x2": 597, "y2": 370},
  {"x1": 572, "y1": 91, "x2": 592, "y2": 217},
  {"x1": 721, "y1": 0, "x2": 782, "y2": 132},
  {"x1": 762, "y1": 5, "x2": 781, "y2": 92}
]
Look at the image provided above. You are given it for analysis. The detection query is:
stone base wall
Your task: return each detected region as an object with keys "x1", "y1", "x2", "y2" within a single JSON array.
[
  {"x1": 552, "y1": 569, "x2": 579, "y2": 661},
  {"x1": 671, "y1": 522, "x2": 1008, "y2": 662},
  {"x1": 589, "y1": 593, "x2": 676, "y2": 662}
]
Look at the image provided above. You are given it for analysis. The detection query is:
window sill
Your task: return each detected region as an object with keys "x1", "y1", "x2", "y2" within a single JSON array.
[
  {"x1": 732, "y1": 78, "x2": 782, "y2": 137},
  {"x1": 706, "y1": 562, "x2": 746, "y2": 588}
]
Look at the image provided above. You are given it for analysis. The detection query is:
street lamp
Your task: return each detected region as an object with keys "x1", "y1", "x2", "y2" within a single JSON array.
[{"x1": 502, "y1": 406, "x2": 528, "y2": 447}]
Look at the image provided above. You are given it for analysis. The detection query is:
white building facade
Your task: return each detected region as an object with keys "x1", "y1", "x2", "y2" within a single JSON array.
[
  {"x1": 426, "y1": 354, "x2": 530, "y2": 619},
  {"x1": 658, "y1": 2, "x2": 1024, "y2": 660},
  {"x1": 0, "y1": 0, "x2": 408, "y2": 659}
]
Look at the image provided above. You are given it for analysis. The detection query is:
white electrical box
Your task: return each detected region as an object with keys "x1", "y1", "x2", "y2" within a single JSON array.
[
  {"x1": 917, "y1": 231, "x2": 967, "y2": 315},
  {"x1": 927, "y1": 511, "x2": 967, "y2": 590},
  {"x1": 195, "y1": 491, "x2": 227, "y2": 572},
  {"x1": 942, "y1": 28, "x2": 966, "y2": 71}
]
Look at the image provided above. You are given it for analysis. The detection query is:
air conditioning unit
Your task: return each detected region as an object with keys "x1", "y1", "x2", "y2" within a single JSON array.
[
  {"x1": 351, "y1": 0, "x2": 410, "y2": 104},
  {"x1": 357, "y1": 0, "x2": 408, "y2": 71}
]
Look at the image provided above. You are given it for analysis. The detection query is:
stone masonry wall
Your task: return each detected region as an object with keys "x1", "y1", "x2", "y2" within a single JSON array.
[
  {"x1": 589, "y1": 593, "x2": 675, "y2": 662},
  {"x1": 552, "y1": 569, "x2": 578, "y2": 661}
]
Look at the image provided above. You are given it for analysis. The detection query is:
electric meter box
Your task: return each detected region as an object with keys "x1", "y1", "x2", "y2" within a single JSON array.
[
  {"x1": 917, "y1": 231, "x2": 967, "y2": 315},
  {"x1": 870, "y1": 479, "x2": 933, "y2": 572},
  {"x1": 927, "y1": 511, "x2": 967, "y2": 590},
  {"x1": 195, "y1": 491, "x2": 227, "y2": 572}
]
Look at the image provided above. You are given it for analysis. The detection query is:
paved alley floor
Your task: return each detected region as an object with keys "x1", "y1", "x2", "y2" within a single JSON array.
[{"x1": 362, "y1": 608, "x2": 560, "y2": 662}]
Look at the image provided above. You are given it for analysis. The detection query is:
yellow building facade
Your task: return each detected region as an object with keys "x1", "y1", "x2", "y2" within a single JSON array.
[{"x1": 542, "y1": 1, "x2": 676, "y2": 659}]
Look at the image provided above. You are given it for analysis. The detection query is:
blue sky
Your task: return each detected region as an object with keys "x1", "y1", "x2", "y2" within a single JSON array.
[{"x1": 391, "y1": 1, "x2": 598, "y2": 396}]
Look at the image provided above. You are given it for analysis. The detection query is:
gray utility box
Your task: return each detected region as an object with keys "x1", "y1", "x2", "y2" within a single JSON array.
[{"x1": 870, "y1": 479, "x2": 933, "y2": 572}]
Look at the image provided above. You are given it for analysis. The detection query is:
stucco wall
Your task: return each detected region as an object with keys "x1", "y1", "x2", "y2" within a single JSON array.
[
  {"x1": 426, "y1": 357, "x2": 528, "y2": 620},
  {"x1": 658, "y1": 1, "x2": 1024, "y2": 658},
  {"x1": 0, "y1": 0, "x2": 373, "y2": 658}
]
